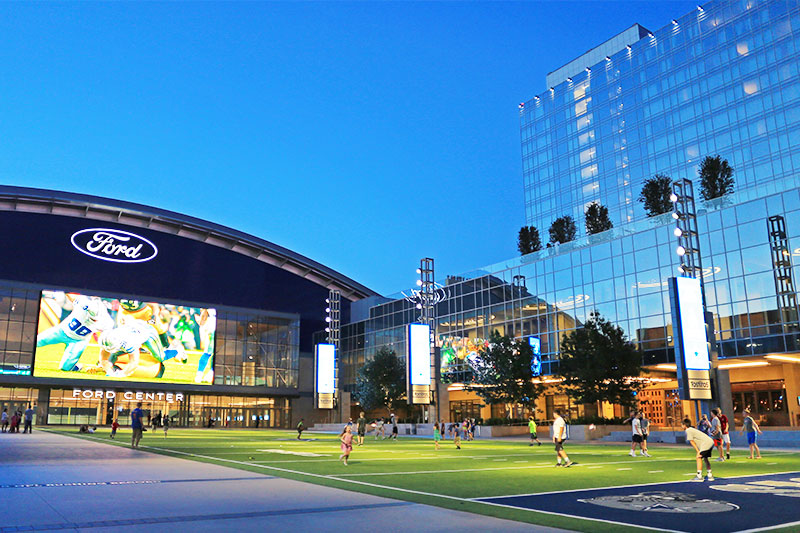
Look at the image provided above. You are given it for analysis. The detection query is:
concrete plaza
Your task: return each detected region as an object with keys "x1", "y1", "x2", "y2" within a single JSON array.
[{"x1": 0, "y1": 430, "x2": 563, "y2": 532}]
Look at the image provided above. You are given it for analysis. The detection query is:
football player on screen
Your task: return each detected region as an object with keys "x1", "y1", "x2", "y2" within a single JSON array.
[
  {"x1": 37, "y1": 295, "x2": 115, "y2": 372},
  {"x1": 193, "y1": 308, "x2": 216, "y2": 383},
  {"x1": 97, "y1": 319, "x2": 187, "y2": 378}
]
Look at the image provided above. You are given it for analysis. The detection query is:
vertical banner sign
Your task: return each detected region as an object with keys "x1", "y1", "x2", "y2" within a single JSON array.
[
  {"x1": 669, "y1": 277, "x2": 712, "y2": 400},
  {"x1": 528, "y1": 336, "x2": 542, "y2": 377},
  {"x1": 315, "y1": 343, "x2": 336, "y2": 409},
  {"x1": 406, "y1": 323, "x2": 431, "y2": 405}
]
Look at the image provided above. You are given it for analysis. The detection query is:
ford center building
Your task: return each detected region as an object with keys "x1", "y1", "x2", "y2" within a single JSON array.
[{"x1": 0, "y1": 185, "x2": 374, "y2": 428}]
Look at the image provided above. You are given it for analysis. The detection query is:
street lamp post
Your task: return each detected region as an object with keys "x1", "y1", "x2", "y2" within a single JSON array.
[
  {"x1": 671, "y1": 179, "x2": 731, "y2": 422},
  {"x1": 325, "y1": 290, "x2": 341, "y2": 423}
]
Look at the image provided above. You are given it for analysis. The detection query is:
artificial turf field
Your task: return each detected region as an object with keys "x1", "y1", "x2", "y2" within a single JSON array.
[{"x1": 49, "y1": 427, "x2": 800, "y2": 532}]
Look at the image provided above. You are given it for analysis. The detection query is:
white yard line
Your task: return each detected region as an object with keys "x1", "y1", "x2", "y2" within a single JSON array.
[{"x1": 335, "y1": 458, "x2": 689, "y2": 478}]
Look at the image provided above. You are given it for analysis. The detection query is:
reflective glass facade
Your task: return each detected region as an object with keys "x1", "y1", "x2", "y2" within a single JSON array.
[
  {"x1": 336, "y1": 0, "x2": 800, "y2": 410},
  {"x1": 338, "y1": 179, "x2": 800, "y2": 390},
  {"x1": 521, "y1": 0, "x2": 800, "y2": 237}
]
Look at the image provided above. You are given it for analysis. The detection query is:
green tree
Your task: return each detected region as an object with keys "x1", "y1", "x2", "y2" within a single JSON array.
[
  {"x1": 638, "y1": 174, "x2": 673, "y2": 217},
  {"x1": 464, "y1": 331, "x2": 543, "y2": 409},
  {"x1": 352, "y1": 347, "x2": 406, "y2": 411},
  {"x1": 517, "y1": 225, "x2": 542, "y2": 255},
  {"x1": 584, "y1": 202, "x2": 613, "y2": 235},
  {"x1": 549, "y1": 215, "x2": 577, "y2": 245},
  {"x1": 557, "y1": 311, "x2": 644, "y2": 408},
  {"x1": 698, "y1": 155, "x2": 734, "y2": 201}
]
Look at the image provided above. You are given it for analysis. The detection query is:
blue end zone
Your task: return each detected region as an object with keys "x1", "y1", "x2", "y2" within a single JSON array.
[{"x1": 478, "y1": 471, "x2": 800, "y2": 533}]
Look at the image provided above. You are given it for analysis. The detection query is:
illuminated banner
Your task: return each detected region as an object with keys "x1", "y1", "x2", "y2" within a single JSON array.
[
  {"x1": 528, "y1": 336, "x2": 542, "y2": 377},
  {"x1": 669, "y1": 277, "x2": 712, "y2": 400},
  {"x1": 406, "y1": 323, "x2": 431, "y2": 405},
  {"x1": 315, "y1": 343, "x2": 335, "y2": 409},
  {"x1": 34, "y1": 290, "x2": 216, "y2": 385}
]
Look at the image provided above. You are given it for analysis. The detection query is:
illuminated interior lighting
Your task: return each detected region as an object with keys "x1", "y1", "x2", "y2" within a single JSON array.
[
  {"x1": 765, "y1": 354, "x2": 800, "y2": 363},
  {"x1": 718, "y1": 361, "x2": 769, "y2": 369},
  {"x1": 655, "y1": 364, "x2": 677, "y2": 371}
]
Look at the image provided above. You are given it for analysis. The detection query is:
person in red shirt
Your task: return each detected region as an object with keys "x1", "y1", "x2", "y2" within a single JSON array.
[
  {"x1": 717, "y1": 408, "x2": 731, "y2": 460},
  {"x1": 111, "y1": 419, "x2": 120, "y2": 439}
]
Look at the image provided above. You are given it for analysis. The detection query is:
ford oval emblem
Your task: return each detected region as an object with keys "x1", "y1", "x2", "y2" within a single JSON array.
[{"x1": 70, "y1": 228, "x2": 158, "y2": 264}]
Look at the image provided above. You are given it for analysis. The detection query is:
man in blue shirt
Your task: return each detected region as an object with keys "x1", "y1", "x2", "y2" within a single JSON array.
[{"x1": 131, "y1": 402, "x2": 144, "y2": 449}]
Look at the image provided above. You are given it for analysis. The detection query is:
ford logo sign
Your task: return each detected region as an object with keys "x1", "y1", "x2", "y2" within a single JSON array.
[{"x1": 70, "y1": 228, "x2": 158, "y2": 264}]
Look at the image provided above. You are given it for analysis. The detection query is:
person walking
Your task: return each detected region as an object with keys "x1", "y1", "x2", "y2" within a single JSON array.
[
  {"x1": 552, "y1": 409, "x2": 573, "y2": 467},
  {"x1": 131, "y1": 402, "x2": 144, "y2": 449},
  {"x1": 528, "y1": 416, "x2": 541, "y2": 446},
  {"x1": 163, "y1": 414, "x2": 170, "y2": 438},
  {"x1": 375, "y1": 417, "x2": 384, "y2": 439},
  {"x1": 433, "y1": 422, "x2": 441, "y2": 450},
  {"x1": 390, "y1": 419, "x2": 398, "y2": 441},
  {"x1": 356, "y1": 412, "x2": 367, "y2": 446},
  {"x1": 339, "y1": 425, "x2": 353, "y2": 466},
  {"x1": 22, "y1": 404, "x2": 34, "y2": 433},
  {"x1": 640, "y1": 412, "x2": 651, "y2": 457},
  {"x1": 630, "y1": 410, "x2": 644, "y2": 457},
  {"x1": 710, "y1": 408, "x2": 724, "y2": 461},
  {"x1": 453, "y1": 421, "x2": 462, "y2": 450},
  {"x1": 110, "y1": 419, "x2": 120, "y2": 439},
  {"x1": 2, "y1": 407, "x2": 9, "y2": 432},
  {"x1": 719, "y1": 408, "x2": 731, "y2": 460},
  {"x1": 740, "y1": 409, "x2": 763, "y2": 459},
  {"x1": 297, "y1": 418, "x2": 305, "y2": 440},
  {"x1": 682, "y1": 418, "x2": 715, "y2": 482}
]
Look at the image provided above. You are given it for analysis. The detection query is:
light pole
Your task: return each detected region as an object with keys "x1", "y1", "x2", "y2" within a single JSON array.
[
  {"x1": 325, "y1": 290, "x2": 341, "y2": 423},
  {"x1": 403, "y1": 258, "x2": 448, "y2": 424},
  {"x1": 671, "y1": 179, "x2": 731, "y2": 422}
]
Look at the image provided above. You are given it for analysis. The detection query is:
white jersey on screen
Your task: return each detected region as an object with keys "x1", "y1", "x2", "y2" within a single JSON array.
[
  {"x1": 100, "y1": 319, "x2": 158, "y2": 355},
  {"x1": 59, "y1": 297, "x2": 114, "y2": 341}
]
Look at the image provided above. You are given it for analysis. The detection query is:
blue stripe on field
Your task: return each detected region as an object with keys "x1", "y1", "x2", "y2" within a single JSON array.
[
  {"x1": 0, "y1": 501, "x2": 412, "y2": 532},
  {"x1": 478, "y1": 471, "x2": 800, "y2": 533},
  {"x1": 0, "y1": 476, "x2": 272, "y2": 489}
]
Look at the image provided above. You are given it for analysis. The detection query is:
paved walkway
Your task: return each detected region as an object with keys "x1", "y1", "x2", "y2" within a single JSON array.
[{"x1": 0, "y1": 431, "x2": 565, "y2": 532}]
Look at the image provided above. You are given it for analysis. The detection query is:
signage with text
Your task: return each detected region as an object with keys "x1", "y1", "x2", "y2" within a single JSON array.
[
  {"x1": 315, "y1": 343, "x2": 336, "y2": 409},
  {"x1": 71, "y1": 228, "x2": 158, "y2": 264},
  {"x1": 406, "y1": 323, "x2": 431, "y2": 405},
  {"x1": 669, "y1": 276, "x2": 712, "y2": 400}
]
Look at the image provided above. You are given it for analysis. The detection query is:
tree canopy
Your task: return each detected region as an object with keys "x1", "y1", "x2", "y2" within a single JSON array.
[
  {"x1": 698, "y1": 155, "x2": 734, "y2": 201},
  {"x1": 549, "y1": 215, "x2": 577, "y2": 245},
  {"x1": 584, "y1": 202, "x2": 613, "y2": 235},
  {"x1": 352, "y1": 347, "x2": 406, "y2": 411},
  {"x1": 517, "y1": 225, "x2": 542, "y2": 255},
  {"x1": 557, "y1": 311, "x2": 644, "y2": 408},
  {"x1": 638, "y1": 174, "x2": 673, "y2": 217},
  {"x1": 464, "y1": 331, "x2": 543, "y2": 408}
]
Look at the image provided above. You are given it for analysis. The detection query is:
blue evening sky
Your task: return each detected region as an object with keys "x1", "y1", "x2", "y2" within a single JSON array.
[{"x1": 1, "y1": 1, "x2": 698, "y2": 296}]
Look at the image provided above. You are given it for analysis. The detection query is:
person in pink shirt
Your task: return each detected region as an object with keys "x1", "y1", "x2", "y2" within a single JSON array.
[{"x1": 339, "y1": 425, "x2": 354, "y2": 466}]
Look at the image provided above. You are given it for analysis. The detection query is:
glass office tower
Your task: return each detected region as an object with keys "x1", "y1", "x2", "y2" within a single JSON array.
[
  {"x1": 521, "y1": 0, "x2": 800, "y2": 236},
  {"x1": 335, "y1": 0, "x2": 800, "y2": 427}
]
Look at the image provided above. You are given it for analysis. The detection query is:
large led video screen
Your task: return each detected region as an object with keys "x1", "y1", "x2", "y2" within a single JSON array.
[{"x1": 34, "y1": 290, "x2": 216, "y2": 385}]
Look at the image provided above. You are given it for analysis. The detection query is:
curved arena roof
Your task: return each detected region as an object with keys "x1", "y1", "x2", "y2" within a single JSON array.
[{"x1": 0, "y1": 185, "x2": 377, "y2": 301}]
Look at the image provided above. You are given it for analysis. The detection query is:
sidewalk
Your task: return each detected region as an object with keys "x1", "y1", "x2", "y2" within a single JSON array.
[{"x1": 0, "y1": 431, "x2": 565, "y2": 532}]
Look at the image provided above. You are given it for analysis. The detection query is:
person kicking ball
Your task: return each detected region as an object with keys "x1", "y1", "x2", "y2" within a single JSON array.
[{"x1": 682, "y1": 418, "x2": 715, "y2": 482}]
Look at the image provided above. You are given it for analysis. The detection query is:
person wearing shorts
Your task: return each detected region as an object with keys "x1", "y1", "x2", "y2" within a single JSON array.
[
  {"x1": 719, "y1": 409, "x2": 731, "y2": 459},
  {"x1": 356, "y1": 412, "x2": 367, "y2": 446},
  {"x1": 710, "y1": 408, "x2": 724, "y2": 461},
  {"x1": 630, "y1": 411, "x2": 644, "y2": 457},
  {"x1": 433, "y1": 422, "x2": 441, "y2": 450},
  {"x1": 683, "y1": 418, "x2": 715, "y2": 482},
  {"x1": 552, "y1": 409, "x2": 573, "y2": 467},
  {"x1": 740, "y1": 409, "x2": 762, "y2": 459}
]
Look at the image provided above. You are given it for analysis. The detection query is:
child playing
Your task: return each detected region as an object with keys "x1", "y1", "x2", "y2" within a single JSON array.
[
  {"x1": 433, "y1": 422, "x2": 441, "y2": 450},
  {"x1": 339, "y1": 425, "x2": 353, "y2": 466},
  {"x1": 110, "y1": 419, "x2": 120, "y2": 439}
]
